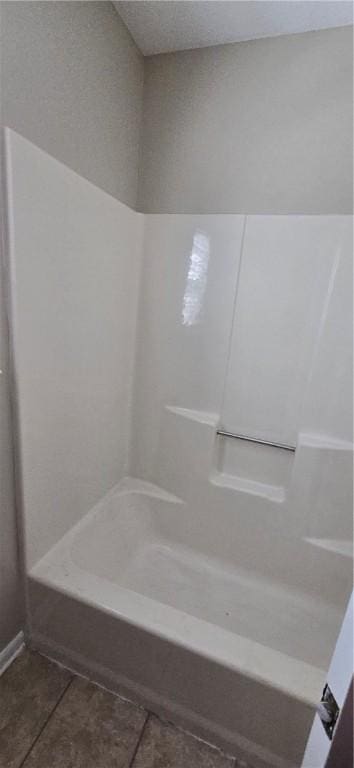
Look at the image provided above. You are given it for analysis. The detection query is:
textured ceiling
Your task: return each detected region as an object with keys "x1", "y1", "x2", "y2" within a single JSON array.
[{"x1": 114, "y1": 1, "x2": 353, "y2": 56}]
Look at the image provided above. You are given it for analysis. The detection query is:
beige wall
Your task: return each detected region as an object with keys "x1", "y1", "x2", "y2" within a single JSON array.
[
  {"x1": 1, "y1": 6, "x2": 352, "y2": 214},
  {"x1": 0, "y1": 1, "x2": 144, "y2": 208},
  {"x1": 0, "y1": 140, "x2": 22, "y2": 652},
  {"x1": 139, "y1": 26, "x2": 353, "y2": 213}
]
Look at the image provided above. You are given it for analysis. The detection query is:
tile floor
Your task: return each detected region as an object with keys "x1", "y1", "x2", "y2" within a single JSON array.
[{"x1": 0, "y1": 650, "x2": 239, "y2": 768}]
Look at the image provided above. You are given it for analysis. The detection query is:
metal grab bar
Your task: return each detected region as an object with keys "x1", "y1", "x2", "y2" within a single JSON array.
[{"x1": 216, "y1": 429, "x2": 296, "y2": 452}]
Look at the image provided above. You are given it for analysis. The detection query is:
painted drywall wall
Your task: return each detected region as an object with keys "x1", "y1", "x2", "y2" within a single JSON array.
[
  {"x1": 1, "y1": 6, "x2": 351, "y2": 214},
  {"x1": 6, "y1": 130, "x2": 143, "y2": 568},
  {"x1": 0, "y1": 138, "x2": 22, "y2": 652},
  {"x1": 139, "y1": 26, "x2": 353, "y2": 213},
  {"x1": 0, "y1": 1, "x2": 144, "y2": 208}
]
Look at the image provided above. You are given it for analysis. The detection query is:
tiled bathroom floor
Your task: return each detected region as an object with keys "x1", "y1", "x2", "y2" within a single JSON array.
[{"x1": 0, "y1": 650, "x2": 239, "y2": 768}]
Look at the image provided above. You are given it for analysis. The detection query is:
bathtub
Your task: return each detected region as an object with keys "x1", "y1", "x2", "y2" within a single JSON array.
[{"x1": 29, "y1": 477, "x2": 330, "y2": 768}]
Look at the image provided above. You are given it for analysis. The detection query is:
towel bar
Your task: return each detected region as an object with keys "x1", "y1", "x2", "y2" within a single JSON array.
[{"x1": 216, "y1": 430, "x2": 296, "y2": 452}]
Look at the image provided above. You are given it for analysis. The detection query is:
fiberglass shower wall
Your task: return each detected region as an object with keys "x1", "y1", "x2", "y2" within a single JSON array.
[
  {"x1": 130, "y1": 213, "x2": 353, "y2": 646},
  {"x1": 5, "y1": 129, "x2": 144, "y2": 569}
]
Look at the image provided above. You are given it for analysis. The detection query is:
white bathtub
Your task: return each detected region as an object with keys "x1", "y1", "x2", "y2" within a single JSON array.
[{"x1": 28, "y1": 477, "x2": 334, "y2": 768}]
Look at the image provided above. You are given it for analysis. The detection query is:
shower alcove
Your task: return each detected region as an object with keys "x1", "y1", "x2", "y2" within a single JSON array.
[{"x1": 6, "y1": 129, "x2": 353, "y2": 768}]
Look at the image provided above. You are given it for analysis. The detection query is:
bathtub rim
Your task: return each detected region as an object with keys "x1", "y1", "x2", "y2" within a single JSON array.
[{"x1": 29, "y1": 566, "x2": 325, "y2": 709}]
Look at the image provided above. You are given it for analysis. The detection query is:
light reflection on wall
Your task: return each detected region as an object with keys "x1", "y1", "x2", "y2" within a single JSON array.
[{"x1": 182, "y1": 231, "x2": 210, "y2": 326}]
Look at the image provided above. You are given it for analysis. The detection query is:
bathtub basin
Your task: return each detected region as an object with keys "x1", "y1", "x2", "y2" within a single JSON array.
[{"x1": 29, "y1": 478, "x2": 332, "y2": 768}]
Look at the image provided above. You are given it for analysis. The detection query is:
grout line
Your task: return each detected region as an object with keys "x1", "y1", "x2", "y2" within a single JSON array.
[
  {"x1": 18, "y1": 676, "x2": 74, "y2": 767},
  {"x1": 14, "y1": 650, "x2": 238, "y2": 766},
  {"x1": 128, "y1": 711, "x2": 150, "y2": 767}
]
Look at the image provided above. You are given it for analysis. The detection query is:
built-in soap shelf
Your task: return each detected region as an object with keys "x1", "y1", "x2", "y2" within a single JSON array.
[
  {"x1": 209, "y1": 470, "x2": 286, "y2": 503},
  {"x1": 164, "y1": 404, "x2": 291, "y2": 503},
  {"x1": 304, "y1": 538, "x2": 353, "y2": 559},
  {"x1": 297, "y1": 433, "x2": 354, "y2": 452},
  {"x1": 212, "y1": 426, "x2": 293, "y2": 503},
  {"x1": 165, "y1": 405, "x2": 219, "y2": 427}
]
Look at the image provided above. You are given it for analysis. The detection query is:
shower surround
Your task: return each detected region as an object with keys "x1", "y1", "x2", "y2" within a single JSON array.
[{"x1": 5, "y1": 130, "x2": 353, "y2": 768}]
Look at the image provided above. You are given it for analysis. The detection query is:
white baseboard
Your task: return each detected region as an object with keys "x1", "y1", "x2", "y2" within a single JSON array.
[{"x1": 0, "y1": 631, "x2": 25, "y2": 676}]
